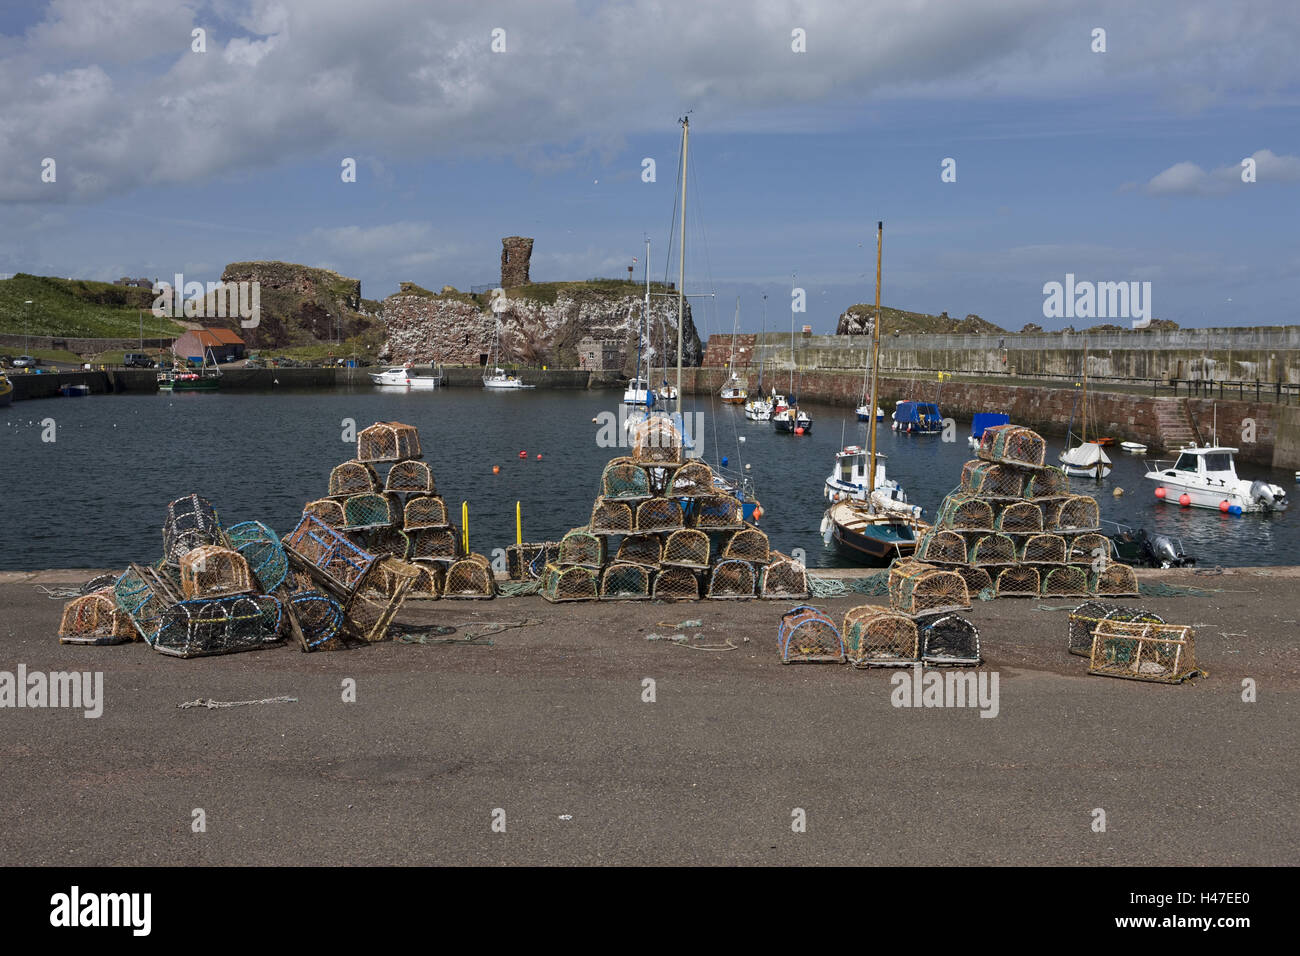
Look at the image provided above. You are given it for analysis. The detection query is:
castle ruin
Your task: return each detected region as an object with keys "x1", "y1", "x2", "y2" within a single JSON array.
[{"x1": 500, "y1": 236, "x2": 534, "y2": 288}]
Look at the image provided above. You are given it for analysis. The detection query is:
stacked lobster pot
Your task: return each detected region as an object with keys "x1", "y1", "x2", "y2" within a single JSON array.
[
  {"x1": 913, "y1": 424, "x2": 1139, "y2": 601},
  {"x1": 541, "y1": 416, "x2": 802, "y2": 603}
]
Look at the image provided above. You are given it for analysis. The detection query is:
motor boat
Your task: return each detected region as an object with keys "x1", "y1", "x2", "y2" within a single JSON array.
[
  {"x1": 892, "y1": 400, "x2": 943, "y2": 434},
  {"x1": 1103, "y1": 521, "x2": 1195, "y2": 568},
  {"x1": 856, "y1": 404, "x2": 883, "y2": 422},
  {"x1": 823, "y1": 444, "x2": 921, "y2": 516},
  {"x1": 968, "y1": 412, "x2": 1010, "y2": 449},
  {"x1": 1121, "y1": 441, "x2": 1148, "y2": 455},
  {"x1": 772, "y1": 404, "x2": 812, "y2": 434},
  {"x1": 483, "y1": 367, "x2": 535, "y2": 389},
  {"x1": 370, "y1": 363, "x2": 442, "y2": 389},
  {"x1": 1144, "y1": 445, "x2": 1287, "y2": 513},
  {"x1": 623, "y1": 376, "x2": 655, "y2": 406}
]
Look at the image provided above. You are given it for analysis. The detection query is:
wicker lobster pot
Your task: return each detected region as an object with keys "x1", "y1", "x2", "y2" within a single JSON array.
[
  {"x1": 363, "y1": 557, "x2": 425, "y2": 599},
  {"x1": 1040, "y1": 564, "x2": 1090, "y2": 597},
  {"x1": 283, "y1": 514, "x2": 379, "y2": 594},
  {"x1": 969, "y1": 533, "x2": 1018, "y2": 566},
  {"x1": 1067, "y1": 602, "x2": 1164, "y2": 657},
  {"x1": 590, "y1": 497, "x2": 635, "y2": 535},
  {"x1": 616, "y1": 534, "x2": 663, "y2": 567},
  {"x1": 635, "y1": 498, "x2": 685, "y2": 534},
  {"x1": 179, "y1": 545, "x2": 255, "y2": 600},
  {"x1": 777, "y1": 606, "x2": 845, "y2": 664},
  {"x1": 162, "y1": 494, "x2": 224, "y2": 568},
  {"x1": 632, "y1": 416, "x2": 683, "y2": 466},
  {"x1": 1045, "y1": 495, "x2": 1101, "y2": 532},
  {"x1": 918, "y1": 529, "x2": 968, "y2": 565},
  {"x1": 960, "y1": 460, "x2": 1026, "y2": 498},
  {"x1": 506, "y1": 542, "x2": 559, "y2": 580},
  {"x1": 290, "y1": 591, "x2": 346, "y2": 651},
  {"x1": 600, "y1": 562, "x2": 653, "y2": 600},
  {"x1": 408, "y1": 527, "x2": 463, "y2": 564},
  {"x1": 1021, "y1": 533, "x2": 1067, "y2": 564},
  {"x1": 977, "y1": 424, "x2": 1046, "y2": 467},
  {"x1": 995, "y1": 501, "x2": 1044, "y2": 534},
  {"x1": 226, "y1": 520, "x2": 289, "y2": 593},
  {"x1": 670, "y1": 460, "x2": 715, "y2": 498},
  {"x1": 444, "y1": 554, "x2": 496, "y2": 599},
  {"x1": 153, "y1": 594, "x2": 283, "y2": 658},
  {"x1": 661, "y1": 529, "x2": 711, "y2": 568},
  {"x1": 937, "y1": 494, "x2": 995, "y2": 532},
  {"x1": 995, "y1": 565, "x2": 1040, "y2": 597},
  {"x1": 692, "y1": 495, "x2": 744, "y2": 530},
  {"x1": 760, "y1": 553, "x2": 809, "y2": 600},
  {"x1": 955, "y1": 565, "x2": 994, "y2": 596},
  {"x1": 405, "y1": 563, "x2": 444, "y2": 600},
  {"x1": 1067, "y1": 533, "x2": 1109, "y2": 564},
  {"x1": 888, "y1": 559, "x2": 971, "y2": 615},
  {"x1": 600, "y1": 458, "x2": 652, "y2": 501},
  {"x1": 342, "y1": 493, "x2": 401, "y2": 531},
  {"x1": 59, "y1": 589, "x2": 137, "y2": 645},
  {"x1": 403, "y1": 495, "x2": 450, "y2": 530},
  {"x1": 304, "y1": 498, "x2": 347, "y2": 529},
  {"x1": 1024, "y1": 467, "x2": 1071, "y2": 500},
  {"x1": 919, "y1": 614, "x2": 982, "y2": 666},
  {"x1": 722, "y1": 526, "x2": 770, "y2": 564},
  {"x1": 707, "y1": 558, "x2": 757, "y2": 599},
  {"x1": 842, "y1": 605, "x2": 918, "y2": 667},
  {"x1": 384, "y1": 460, "x2": 436, "y2": 495},
  {"x1": 357, "y1": 421, "x2": 422, "y2": 463},
  {"x1": 1092, "y1": 562, "x2": 1139, "y2": 597},
  {"x1": 1088, "y1": 620, "x2": 1199, "y2": 683},
  {"x1": 361, "y1": 527, "x2": 412, "y2": 560},
  {"x1": 652, "y1": 566, "x2": 702, "y2": 601},
  {"x1": 540, "y1": 563, "x2": 600, "y2": 602},
  {"x1": 329, "y1": 460, "x2": 382, "y2": 498},
  {"x1": 112, "y1": 565, "x2": 177, "y2": 643},
  {"x1": 558, "y1": 528, "x2": 606, "y2": 569}
]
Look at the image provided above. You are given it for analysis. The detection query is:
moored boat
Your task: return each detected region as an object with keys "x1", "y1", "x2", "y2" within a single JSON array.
[
  {"x1": 0, "y1": 370, "x2": 13, "y2": 406},
  {"x1": 821, "y1": 498, "x2": 929, "y2": 563},
  {"x1": 1144, "y1": 445, "x2": 1287, "y2": 513},
  {"x1": 855, "y1": 404, "x2": 883, "y2": 422},
  {"x1": 968, "y1": 411, "x2": 1009, "y2": 449},
  {"x1": 370, "y1": 363, "x2": 443, "y2": 389},
  {"x1": 892, "y1": 400, "x2": 942, "y2": 434}
]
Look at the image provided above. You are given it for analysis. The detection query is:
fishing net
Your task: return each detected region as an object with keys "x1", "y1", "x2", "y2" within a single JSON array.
[
  {"x1": 384, "y1": 460, "x2": 436, "y2": 495},
  {"x1": 59, "y1": 589, "x2": 137, "y2": 645},
  {"x1": 969, "y1": 533, "x2": 1017, "y2": 566},
  {"x1": 617, "y1": 534, "x2": 663, "y2": 567},
  {"x1": 600, "y1": 562, "x2": 653, "y2": 600},
  {"x1": 558, "y1": 528, "x2": 606, "y2": 568},
  {"x1": 977, "y1": 424, "x2": 1046, "y2": 467},
  {"x1": 1067, "y1": 602, "x2": 1165, "y2": 657},
  {"x1": 670, "y1": 461, "x2": 715, "y2": 498},
  {"x1": 1025, "y1": 467, "x2": 1071, "y2": 500},
  {"x1": 162, "y1": 494, "x2": 224, "y2": 568},
  {"x1": 636, "y1": 498, "x2": 685, "y2": 533},
  {"x1": 342, "y1": 492, "x2": 400, "y2": 531},
  {"x1": 722, "y1": 526, "x2": 770, "y2": 564},
  {"x1": 226, "y1": 521, "x2": 289, "y2": 593},
  {"x1": 1067, "y1": 533, "x2": 1108, "y2": 564},
  {"x1": 693, "y1": 495, "x2": 743, "y2": 529},
  {"x1": 113, "y1": 563, "x2": 181, "y2": 642},
  {"x1": 996, "y1": 501, "x2": 1044, "y2": 534},
  {"x1": 403, "y1": 495, "x2": 450, "y2": 530},
  {"x1": 409, "y1": 527, "x2": 463, "y2": 563},
  {"x1": 283, "y1": 514, "x2": 378, "y2": 594},
  {"x1": 357, "y1": 420, "x2": 422, "y2": 463},
  {"x1": 153, "y1": 594, "x2": 283, "y2": 658},
  {"x1": 662, "y1": 529, "x2": 711, "y2": 568},
  {"x1": 290, "y1": 591, "x2": 345, "y2": 651},
  {"x1": 1046, "y1": 495, "x2": 1100, "y2": 532},
  {"x1": 652, "y1": 565, "x2": 702, "y2": 601},
  {"x1": 507, "y1": 541, "x2": 558, "y2": 580},
  {"x1": 918, "y1": 529, "x2": 968, "y2": 565},
  {"x1": 329, "y1": 460, "x2": 381, "y2": 498},
  {"x1": 632, "y1": 416, "x2": 683, "y2": 466},
  {"x1": 1021, "y1": 533, "x2": 1067, "y2": 564},
  {"x1": 1088, "y1": 620, "x2": 1200, "y2": 683},
  {"x1": 919, "y1": 615, "x2": 982, "y2": 666},
  {"x1": 304, "y1": 498, "x2": 347, "y2": 529},
  {"x1": 540, "y1": 563, "x2": 599, "y2": 602},
  {"x1": 179, "y1": 545, "x2": 254, "y2": 600},
  {"x1": 707, "y1": 559, "x2": 757, "y2": 599},
  {"x1": 960, "y1": 460, "x2": 1026, "y2": 498},
  {"x1": 360, "y1": 527, "x2": 412, "y2": 560},
  {"x1": 590, "y1": 497, "x2": 635, "y2": 535},
  {"x1": 1041, "y1": 564, "x2": 1090, "y2": 597},
  {"x1": 444, "y1": 554, "x2": 497, "y2": 599},
  {"x1": 600, "y1": 458, "x2": 652, "y2": 501},
  {"x1": 760, "y1": 553, "x2": 809, "y2": 600},
  {"x1": 995, "y1": 565, "x2": 1040, "y2": 597},
  {"x1": 1093, "y1": 562, "x2": 1139, "y2": 597},
  {"x1": 937, "y1": 494, "x2": 995, "y2": 531},
  {"x1": 842, "y1": 605, "x2": 918, "y2": 667},
  {"x1": 777, "y1": 605, "x2": 845, "y2": 664},
  {"x1": 888, "y1": 560, "x2": 971, "y2": 615}
]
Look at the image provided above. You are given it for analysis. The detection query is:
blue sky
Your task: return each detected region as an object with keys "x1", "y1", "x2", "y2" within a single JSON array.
[{"x1": 1, "y1": 0, "x2": 1297, "y2": 337}]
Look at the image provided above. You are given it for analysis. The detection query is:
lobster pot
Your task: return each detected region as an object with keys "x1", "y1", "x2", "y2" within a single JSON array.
[
  {"x1": 403, "y1": 495, "x2": 450, "y2": 530},
  {"x1": 918, "y1": 529, "x2": 968, "y2": 565},
  {"x1": 652, "y1": 566, "x2": 702, "y2": 601},
  {"x1": 328, "y1": 460, "x2": 381, "y2": 498},
  {"x1": 283, "y1": 515, "x2": 378, "y2": 594},
  {"x1": 407, "y1": 563, "x2": 444, "y2": 599},
  {"x1": 1046, "y1": 495, "x2": 1101, "y2": 532},
  {"x1": 692, "y1": 495, "x2": 744, "y2": 530},
  {"x1": 920, "y1": 615, "x2": 982, "y2": 666},
  {"x1": 227, "y1": 521, "x2": 289, "y2": 593},
  {"x1": 361, "y1": 527, "x2": 412, "y2": 560},
  {"x1": 162, "y1": 494, "x2": 223, "y2": 568},
  {"x1": 778, "y1": 606, "x2": 845, "y2": 664},
  {"x1": 343, "y1": 579, "x2": 413, "y2": 642},
  {"x1": 343, "y1": 492, "x2": 401, "y2": 531},
  {"x1": 304, "y1": 498, "x2": 347, "y2": 529},
  {"x1": 153, "y1": 594, "x2": 282, "y2": 658},
  {"x1": 113, "y1": 566, "x2": 177, "y2": 642},
  {"x1": 1021, "y1": 533, "x2": 1067, "y2": 564},
  {"x1": 661, "y1": 529, "x2": 710, "y2": 568},
  {"x1": 955, "y1": 565, "x2": 994, "y2": 596},
  {"x1": 1025, "y1": 467, "x2": 1071, "y2": 500},
  {"x1": 1092, "y1": 562, "x2": 1139, "y2": 597},
  {"x1": 636, "y1": 498, "x2": 685, "y2": 533},
  {"x1": 600, "y1": 459, "x2": 652, "y2": 501},
  {"x1": 540, "y1": 563, "x2": 599, "y2": 603},
  {"x1": 590, "y1": 497, "x2": 635, "y2": 535},
  {"x1": 977, "y1": 424, "x2": 1046, "y2": 467},
  {"x1": 558, "y1": 528, "x2": 606, "y2": 569},
  {"x1": 506, "y1": 541, "x2": 558, "y2": 580},
  {"x1": 384, "y1": 460, "x2": 436, "y2": 495},
  {"x1": 1041, "y1": 564, "x2": 1089, "y2": 597},
  {"x1": 937, "y1": 494, "x2": 995, "y2": 531},
  {"x1": 670, "y1": 461, "x2": 715, "y2": 498},
  {"x1": 290, "y1": 591, "x2": 345, "y2": 652},
  {"x1": 842, "y1": 606, "x2": 918, "y2": 667},
  {"x1": 1088, "y1": 620, "x2": 1199, "y2": 683},
  {"x1": 59, "y1": 589, "x2": 136, "y2": 645},
  {"x1": 617, "y1": 534, "x2": 663, "y2": 567},
  {"x1": 444, "y1": 554, "x2": 497, "y2": 599},
  {"x1": 1067, "y1": 602, "x2": 1165, "y2": 657},
  {"x1": 888, "y1": 560, "x2": 971, "y2": 615},
  {"x1": 632, "y1": 416, "x2": 683, "y2": 466},
  {"x1": 969, "y1": 534, "x2": 1017, "y2": 566},
  {"x1": 707, "y1": 559, "x2": 757, "y2": 599},
  {"x1": 364, "y1": 557, "x2": 424, "y2": 598},
  {"x1": 996, "y1": 501, "x2": 1044, "y2": 534},
  {"x1": 409, "y1": 527, "x2": 462, "y2": 564},
  {"x1": 995, "y1": 565, "x2": 1040, "y2": 598},
  {"x1": 357, "y1": 420, "x2": 422, "y2": 463},
  {"x1": 760, "y1": 553, "x2": 809, "y2": 600},
  {"x1": 1067, "y1": 533, "x2": 1108, "y2": 564},
  {"x1": 722, "y1": 526, "x2": 770, "y2": 564},
  {"x1": 960, "y1": 460, "x2": 1026, "y2": 498},
  {"x1": 600, "y1": 562, "x2": 653, "y2": 600},
  {"x1": 179, "y1": 545, "x2": 254, "y2": 600}
]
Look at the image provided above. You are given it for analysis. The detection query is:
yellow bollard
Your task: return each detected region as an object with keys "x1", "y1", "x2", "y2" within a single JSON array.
[
  {"x1": 461, "y1": 501, "x2": 469, "y2": 554},
  {"x1": 516, "y1": 500, "x2": 522, "y2": 547}
]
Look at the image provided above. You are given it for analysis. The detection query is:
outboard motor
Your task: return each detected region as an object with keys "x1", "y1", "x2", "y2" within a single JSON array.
[
  {"x1": 1249, "y1": 480, "x2": 1285, "y2": 511},
  {"x1": 1149, "y1": 534, "x2": 1181, "y2": 568}
]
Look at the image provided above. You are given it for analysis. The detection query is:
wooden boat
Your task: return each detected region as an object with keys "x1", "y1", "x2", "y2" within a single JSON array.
[{"x1": 822, "y1": 499, "x2": 929, "y2": 563}]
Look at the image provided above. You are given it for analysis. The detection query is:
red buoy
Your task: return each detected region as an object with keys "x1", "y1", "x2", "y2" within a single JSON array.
[
  {"x1": 1154, "y1": 486, "x2": 1167, "y2": 499},
  {"x1": 536, "y1": 453, "x2": 542, "y2": 460},
  {"x1": 1219, "y1": 500, "x2": 1230, "y2": 512},
  {"x1": 518, "y1": 450, "x2": 527, "y2": 458},
  {"x1": 1179, "y1": 493, "x2": 1191, "y2": 507},
  {"x1": 794, "y1": 427, "x2": 804, "y2": 436},
  {"x1": 492, "y1": 465, "x2": 500, "y2": 475}
]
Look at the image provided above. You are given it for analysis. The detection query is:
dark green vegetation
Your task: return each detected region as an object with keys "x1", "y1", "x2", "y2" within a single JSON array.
[{"x1": 0, "y1": 274, "x2": 188, "y2": 338}]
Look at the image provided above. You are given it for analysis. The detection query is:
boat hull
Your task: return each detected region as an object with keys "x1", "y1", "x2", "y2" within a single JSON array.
[{"x1": 831, "y1": 521, "x2": 917, "y2": 564}]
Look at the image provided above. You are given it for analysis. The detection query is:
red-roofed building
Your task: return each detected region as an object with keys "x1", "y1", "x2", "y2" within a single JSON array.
[{"x1": 173, "y1": 327, "x2": 247, "y2": 364}]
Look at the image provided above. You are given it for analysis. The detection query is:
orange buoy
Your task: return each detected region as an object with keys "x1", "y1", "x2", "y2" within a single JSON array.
[
  {"x1": 1219, "y1": 500, "x2": 1229, "y2": 512},
  {"x1": 1179, "y1": 493, "x2": 1191, "y2": 507},
  {"x1": 1154, "y1": 486, "x2": 1166, "y2": 499},
  {"x1": 794, "y1": 427, "x2": 804, "y2": 435},
  {"x1": 493, "y1": 465, "x2": 500, "y2": 475},
  {"x1": 754, "y1": 506, "x2": 764, "y2": 520}
]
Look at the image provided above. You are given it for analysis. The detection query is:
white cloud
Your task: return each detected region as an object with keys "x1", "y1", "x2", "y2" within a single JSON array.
[{"x1": 1142, "y1": 149, "x2": 1300, "y2": 195}]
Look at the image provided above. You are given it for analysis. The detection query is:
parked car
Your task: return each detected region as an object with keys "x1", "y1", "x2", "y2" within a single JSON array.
[
  {"x1": 11, "y1": 355, "x2": 39, "y2": 368},
  {"x1": 123, "y1": 353, "x2": 156, "y2": 368}
]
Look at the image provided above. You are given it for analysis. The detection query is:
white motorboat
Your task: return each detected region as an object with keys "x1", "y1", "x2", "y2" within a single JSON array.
[
  {"x1": 1144, "y1": 445, "x2": 1287, "y2": 513},
  {"x1": 855, "y1": 404, "x2": 883, "y2": 422},
  {"x1": 483, "y1": 367, "x2": 534, "y2": 389},
  {"x1": 823, "y1": 444, "x2": 922, "y2": 518},
  {"x1": 623, "y1": 376, "x2": 654, "y2": 406},
  {"x1": 1121, "y1": 441, "x2": 1148, "y2": 455},
  {"x1": 370, "y1": 363, "x2": 442, "y2": 389}
]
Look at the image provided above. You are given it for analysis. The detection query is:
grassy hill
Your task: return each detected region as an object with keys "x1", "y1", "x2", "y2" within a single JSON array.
[
  {"x1": 0, "y1": 274, "x2": 188, "y2": 338},
  {"x1": 838, "y1": 304, "x2": 1005, "y2": 335}
]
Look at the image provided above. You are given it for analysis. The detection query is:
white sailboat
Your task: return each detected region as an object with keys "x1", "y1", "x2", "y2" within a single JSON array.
[
  {"x1": 483, "y1": 300, "x2": 534, "y2": 390},
  {"x1": 719, "y1": 298, "x2": 748, "y2": 404},
  {"x1": 1059, "y1": 349, "x2": 1111, "y2": 478}
]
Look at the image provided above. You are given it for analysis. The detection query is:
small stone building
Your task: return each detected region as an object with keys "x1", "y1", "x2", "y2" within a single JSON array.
[{"x1": 578, "y1": 336, "x2": 622, "y2": 371}]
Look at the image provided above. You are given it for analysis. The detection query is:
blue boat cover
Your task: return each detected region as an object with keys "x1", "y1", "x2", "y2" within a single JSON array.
[{"x1": 971, "y1": 412, "x2": 1010, "y2": 439}]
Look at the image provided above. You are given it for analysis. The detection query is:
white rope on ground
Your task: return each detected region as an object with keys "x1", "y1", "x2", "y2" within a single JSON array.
[{"x1": 178, "y1": 696, "x2": 298, "y2": 710}]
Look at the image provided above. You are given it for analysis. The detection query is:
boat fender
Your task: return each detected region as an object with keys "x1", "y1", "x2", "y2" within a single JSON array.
[
  {"x1": 1219, "y1": 500, "x2": 1230, "y2": 512},
  {"x1": 1154, "y1": 486, "x2": 1167, "y2": 499},
  {"x1": 1178, "y1": 493, "x2": 1191, "y2": 507}
]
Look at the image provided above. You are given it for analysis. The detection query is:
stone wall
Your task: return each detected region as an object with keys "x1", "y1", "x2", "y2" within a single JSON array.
[
  {"x1": 500, "y1": 237, "x2": 534, "y2": 288},
  {"x1": 0, "y1": 333, "x2": 175, "y2": 354}
]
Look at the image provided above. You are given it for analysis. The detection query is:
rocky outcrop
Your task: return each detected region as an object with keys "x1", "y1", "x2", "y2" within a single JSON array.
[
  {"x1": 218, "y1": 261, "x2": 375, "y2": 348},
  {"x1": 837, "y1": 304, "x2": 1005, "y2": 335}
]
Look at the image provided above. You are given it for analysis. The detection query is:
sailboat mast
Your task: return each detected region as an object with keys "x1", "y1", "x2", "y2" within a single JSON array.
[
  {"x1": 676, "y1": 117, "x2": 688, "y2": 407},
  {"x1": 868, "y1": 221, "x2": 883, "y2": 492},
  {"x1": 789, "y1": 274, "x2": 795, "y2": 398},
  {"x1": 643, "y1": 237, "x2": 651, "y2": 401},
  {"x1": 1081, "y1": 346, "x2": 1089, "y2": 445}
]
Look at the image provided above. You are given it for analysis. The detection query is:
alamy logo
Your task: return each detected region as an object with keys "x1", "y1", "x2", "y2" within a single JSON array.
[
  {"x1": 594, "y1": 407, "x2": 705, "y2": 458},
  {"x1": 50, "y1": 887, "x2": 151, "y2": 936},
  {"x1": 1042, "y1": 273, "x2": 1151, "y2": 329},
  {"x1": 890, "y1": 664, "x2": 999, "y2": 717},
  {"x1": 0, "y1": 666, "x2": 103, "y2": 718},
  {"x1": 152, "y1": 273, "x2": 260, "y2": 328}
]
